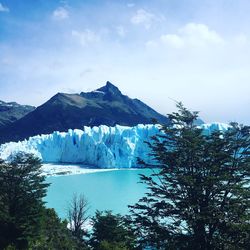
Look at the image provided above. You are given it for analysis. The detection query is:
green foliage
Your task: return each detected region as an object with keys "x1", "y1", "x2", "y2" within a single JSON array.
[
  {"x1": 130, "y1": 103, "x2": 250, "y2": 249},
  {"x1": 30, "y1": 208, "x2": 88, "y2": 250},
  {"x1": 0, "y1": 153, "x2": 88, "y2": 250},
  {"x1": 89, "y1": 211, "x2": 137, "y2": 250},
  {"x1": 98, "y1": 240, "x2": 129, "y2": 250},
  {"x1": 0, "y1": 153, "x2": 49, "y2": 249}
]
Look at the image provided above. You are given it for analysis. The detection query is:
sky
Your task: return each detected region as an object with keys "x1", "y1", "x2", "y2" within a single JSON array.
[{"x1": 0, "y1": 0, "x2": 250, "y2": 124}]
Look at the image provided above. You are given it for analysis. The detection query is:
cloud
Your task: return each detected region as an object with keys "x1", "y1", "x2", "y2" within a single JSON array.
[
  {"x1": 160, "y1": 34, "x2": 184, "y2": 49},
  {"x1": 145, "y1": 40, "x2": 158, "y2": 48},
  {"x1": 0, "y1": 3, "x2": 9, "y2": 12},
  {"x1": 131, "y1": 9, "x2": 156, "y2": 29},
  {"x1": 52, "y1": 7, "x2": 69, "y2": 20},
  {"x1": 72, "y1": 29, "x2": 100, "y2": 46},
  {"x1": 162, "y1": 23, "x2": 224, "y2": 48}
]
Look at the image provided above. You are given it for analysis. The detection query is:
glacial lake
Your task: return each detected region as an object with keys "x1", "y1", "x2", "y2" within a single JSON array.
[{"x1": 45, "y1": 168, "x2": 152, "y2": 218}]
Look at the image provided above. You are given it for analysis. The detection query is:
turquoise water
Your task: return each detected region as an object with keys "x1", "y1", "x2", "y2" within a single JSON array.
[{"x1": 45, "y1": 169, "x2": 152, "y2": 218}]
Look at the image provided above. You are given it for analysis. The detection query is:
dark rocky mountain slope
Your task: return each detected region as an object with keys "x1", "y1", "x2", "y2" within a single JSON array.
[
  {"x1": 0, "y1": 101, "x2": 35, "y2": 128},
  {"x1": 0, "y1": 82, "x2": 169, "y2": 143}
]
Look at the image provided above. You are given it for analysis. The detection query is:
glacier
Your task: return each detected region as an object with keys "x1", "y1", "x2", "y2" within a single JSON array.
[{"x1": 0, "y1": 123, "x2": 230, "y2": 169}]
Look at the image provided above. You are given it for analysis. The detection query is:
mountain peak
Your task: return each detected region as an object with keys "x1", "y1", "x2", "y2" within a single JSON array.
[
  {"x1": 0, "y1": 82, "x2": 170, "y2": 143},
  {"x1": 106, "y1": 81, "x2": 116, "y2": 88},
  {"x1": 97, "y1": 81, "x2": 122, "y2": 95}
]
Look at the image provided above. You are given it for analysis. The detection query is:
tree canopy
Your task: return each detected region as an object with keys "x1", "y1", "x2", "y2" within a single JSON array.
[
  {"x1": 0, "y1": 153, "x2": 87, "y2": 250},
  {"x1": 0, "y1": 153, "x2": 49, "y2": 249},
  {"x1": 130, "y1": 103, "x2": 250, "y2": 250},
  {"x1": 90, "y1": 211, "x2": 137, "y2": 250}
]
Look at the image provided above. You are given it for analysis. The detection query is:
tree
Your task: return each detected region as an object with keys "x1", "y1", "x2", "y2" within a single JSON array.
[
  {"x1": 98, "y1": 240, "x2": 129, "y2": 250},
  {"x1": 0, "y1": 153, "x2": 88, "y2": 249},
  {"x1": 0, "y1": 153, "x2": 49, "y2": 249},
  {"x1": 68, "y1": 193, "x2": 89, "y2": 242},
  {"x1": 89, "y1": 211, "x2": 137, "y2": 250},
  {"x1": 130, "y1": 103, "x2": 250, "y2": 249},
  {"x1": 31, "y1": 207, "x2": 89, "y2": 250}
]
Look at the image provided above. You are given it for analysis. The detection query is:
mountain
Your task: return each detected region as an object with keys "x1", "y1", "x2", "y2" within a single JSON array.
[
  {"x1": 0, "y1": 100, "x2": 35, "y2": 128},
  {"x1": 0, "y1": 82, "x2": 169, "y2": 143}
]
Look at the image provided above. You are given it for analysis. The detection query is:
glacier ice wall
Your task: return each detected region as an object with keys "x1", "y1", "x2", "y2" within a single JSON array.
[
  {"x1": 0, "y1": 124, "x2": 160, "y2": 168},
  {"x1": 0, "y1": 123, "x2": 230, "y2": 168}
]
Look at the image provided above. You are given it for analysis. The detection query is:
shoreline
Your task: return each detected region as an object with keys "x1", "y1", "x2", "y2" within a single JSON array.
[{"x1": 42, "y1": 163, "x2": 142, "y2": 177}]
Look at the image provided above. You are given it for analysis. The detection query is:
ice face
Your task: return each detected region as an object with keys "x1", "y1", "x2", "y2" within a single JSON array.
[
  {"x1": 200, "y1": 122, "x2": 230, "y2": 135},
  {"x1": 0, "y1": 124, "x2": 160, "y2": 168},
  {"x1": 0, "y1": 123, "x2": 230, "y2": 168}
]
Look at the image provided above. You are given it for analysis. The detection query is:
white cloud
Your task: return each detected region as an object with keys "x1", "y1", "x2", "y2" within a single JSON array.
[
  {"x1": 149, "y1": 23, "x2": 224, "y2": 49},
  {"x1": 160, "y1": 34, "x2": 184, "y2": 49},
  {"x1": 72, "y1": 29, "x2": 100, "y2": 46},
  {"x1": 52, "y1": 7, "x2": 69, "y2": 20},
  {"x1": 0, "y1": 3, "x2": 9, "y2": 12},
  {"x1": 131, "y1": 9, "x2": 156, "y2": 29},
  {"x1": 145, "y1": 40, "x2": 158, "y2": 49},
  {"x1": 180, "y1": 23, "x2": 224, "y2": 45}
]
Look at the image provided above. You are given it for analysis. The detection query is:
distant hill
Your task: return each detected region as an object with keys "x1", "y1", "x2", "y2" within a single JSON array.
[
  {"x1": 0, "y1": 82, "x2": 170, "y2": 143},
  {"x1": 0, "y1": 101, "x2": 35, "y2": 128}
]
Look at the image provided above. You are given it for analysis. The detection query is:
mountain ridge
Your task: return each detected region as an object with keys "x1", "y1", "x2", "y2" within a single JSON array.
[
  {"x1": 0, "y1": 81, "x2": 169, "y2": 144},
  {"x1": 0, "y1": 100, "x2": 35, "y2": 129}
]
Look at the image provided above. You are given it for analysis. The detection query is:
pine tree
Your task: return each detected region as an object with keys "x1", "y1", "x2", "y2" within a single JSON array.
[
  {"x1": 0, "y1": 153, "x2": 49, "y2": 249},
  {"x1": 90, "y1": 211, "x2": 137, "y2": 250},
  {"x1": 130, "y1": 103, "x2": 250, "y2": 249}
]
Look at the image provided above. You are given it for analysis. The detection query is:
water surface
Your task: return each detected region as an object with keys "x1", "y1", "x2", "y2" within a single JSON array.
[{"x1": 45, "y1": 168, "x2": 152, "y2": 218}]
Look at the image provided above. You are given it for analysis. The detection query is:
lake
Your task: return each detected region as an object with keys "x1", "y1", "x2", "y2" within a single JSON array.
[{"x1": 45, "y1": 168, "x2": 152, "y2": 218}]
